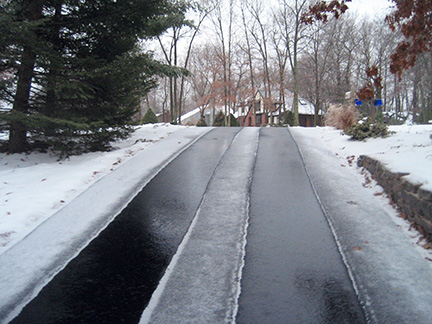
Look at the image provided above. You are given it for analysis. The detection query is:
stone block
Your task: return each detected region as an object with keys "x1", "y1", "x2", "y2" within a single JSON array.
[
  {"x1": 418, "y1": 187, "x2": 432, "y2": 201},
  {"x1": 358, "y1": 155, "x2": 432, "y2": 239}
]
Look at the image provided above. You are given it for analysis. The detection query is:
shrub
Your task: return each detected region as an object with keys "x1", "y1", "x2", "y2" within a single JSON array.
[
  {"x1": 345, "y1": 119, "x2": 389, "y2": 140},
  {"x1": 324, "y1": 104, "x2": 359, "y2": 130},
  {"x1": 228, "y1": 113, "x2": 240, "y2": 127},
  {"x1": 196, "y1": 118, "x2": 207, "y2": 127},
  {"x1": 212, "y1": 111, "x2": 224, "y2": 126},
  {"x1": 142, "y1": 108, "x2": 158, "y2": 124},
  {"x1": 284, "y1": 110, "x2": 295, "y2": 126}
]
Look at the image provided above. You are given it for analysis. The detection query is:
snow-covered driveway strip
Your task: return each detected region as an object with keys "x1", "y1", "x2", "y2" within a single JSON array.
[
  {"x1": 140, "y1": 127, "x2": 259, "y2": 324},
  {"x1": 0, "y1": 126, "x2": 212, "y2": 323},
  {"x1": 290, "y1": 128, "x2": 432, "y2": 324}
]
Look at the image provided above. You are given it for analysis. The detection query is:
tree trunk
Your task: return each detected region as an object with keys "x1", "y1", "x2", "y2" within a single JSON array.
[
  {"x1": 292, "y1": 61, "x2": 300, "y2": 126},
  {"x1": 45, "y1": 2, "x2": 63, "y2": 118},
  {"x1": 9, "y1": 0, "x2": 45, "y2": 153}
]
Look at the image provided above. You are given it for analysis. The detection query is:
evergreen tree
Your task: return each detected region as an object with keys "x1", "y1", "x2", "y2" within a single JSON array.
[
  {"x1": 142, "y1": 108, "x2": 158, "y2": 124},
  {"x1": 212, "y1": 111, "x2": 225, "y2": 126},
  {"x1": 196, "y1": 118, "x2": 207, "y2": 127},
  {"x1": 0, "y1": 0, "x2": 188, "y2": 155}
]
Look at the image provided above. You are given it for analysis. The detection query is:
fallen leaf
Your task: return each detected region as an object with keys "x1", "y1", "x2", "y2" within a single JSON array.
[
  {"x1": 41, "y1": 178, "x2": 46, "y2": 182},
  {"x1": 422, "y1": 243, "x2": 432, "y2": 250},
  {"x1": 353, "y1": 246, "x2": 362, "y2": 251}
]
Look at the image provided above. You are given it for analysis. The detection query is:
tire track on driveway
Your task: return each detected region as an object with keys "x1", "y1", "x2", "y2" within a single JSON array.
[{"x1": 140, "y1": 127, "x2": 259, "y2": 324}]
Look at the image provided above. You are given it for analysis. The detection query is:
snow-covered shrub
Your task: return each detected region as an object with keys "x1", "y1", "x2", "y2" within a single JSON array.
[
  {"x1": 345, "y1": 119, "x2": 388, "y2": 140},
  {"x1": 324, "y1": 104, "x2": 358, "y2": 130}
]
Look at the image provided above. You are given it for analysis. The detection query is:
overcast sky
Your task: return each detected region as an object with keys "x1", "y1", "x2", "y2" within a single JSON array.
[{"x1": 347, "y1": 0, "x2": 394, "y2": 18}]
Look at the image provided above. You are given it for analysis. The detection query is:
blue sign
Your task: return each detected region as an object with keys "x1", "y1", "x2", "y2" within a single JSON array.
[
  {"x1": 374, "y1": 99, "x2": 383, "y2": 107},
  {"x1": 355, "y1": 98, "x2": 362, "y2": 106}
]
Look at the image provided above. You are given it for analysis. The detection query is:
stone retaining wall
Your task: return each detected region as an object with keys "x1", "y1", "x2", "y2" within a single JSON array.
[{"x1": 358, "y1": 155, "x2": 432, "y2": 240}]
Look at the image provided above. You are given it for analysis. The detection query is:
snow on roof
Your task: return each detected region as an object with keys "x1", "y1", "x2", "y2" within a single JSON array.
[
  {"x1": 297, "y1": 98, "x2": 315, "y2": 115},
  {"x1": 286, "y1": 95, "x2": 323, "y2": 115},
  {"x1": 181, "y1": 107, "x2": 201, "y2": 120}
]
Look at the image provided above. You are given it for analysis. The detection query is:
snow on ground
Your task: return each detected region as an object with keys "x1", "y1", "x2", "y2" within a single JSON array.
[
  {"x1": 0, "y1": 124, "x2": 211, "y2": 323},
  {"x1": 291, "y1": 125, "x2": 432, "y2": 323},
  {"x1": 1, "y1": 124, "x2": 431, "y2": 261},
  {"x1": 305, "y1": 124, "x2": 432, "y2": 191},
  {"x1": 1, "y1": 123, "x2": 432, "y2": 322},
  {"x1": 0, "y1": 124, "x2": 191, "y2": 254},
  {"x1": 292, "y1": 124, "x2": 432, "y2": 257}
]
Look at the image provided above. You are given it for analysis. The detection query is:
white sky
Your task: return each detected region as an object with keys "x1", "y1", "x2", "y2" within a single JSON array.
[{"x1": 347, "y1": 0, "x2": 394, "y2": 18}]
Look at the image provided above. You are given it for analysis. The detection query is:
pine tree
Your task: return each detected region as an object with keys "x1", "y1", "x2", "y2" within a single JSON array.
[
  {"x1": 142, "y1": 108, "x2": 158, "y2": 124},
  {"x1": 0, "y1": 0, "x2": 188, "y2": 156}
]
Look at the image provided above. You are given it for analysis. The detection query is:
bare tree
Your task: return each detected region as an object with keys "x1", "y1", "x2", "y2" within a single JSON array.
[
  {"x1": 156, "y1": 1, "x2": 212, "y2": 124},
  {"x1": 277, "y1": 0, "x2": 309, "y2": 126},
  {"x1": 299, "y1": 20, "x2": 335, "y2": 126},
  {"x1": 207, "y1": 0, "x2": 236, "y2": 126}
]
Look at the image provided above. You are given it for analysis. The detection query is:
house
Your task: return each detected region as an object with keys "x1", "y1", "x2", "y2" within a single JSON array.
[
  {"x1": 155, "y1": 106, "x2": 222, "y2": 126},
  {"x1": 296, "y1": 98, "x2": 323, "y2": 127},
  {"x1": 156, "y1": 111, "x2": 170, "y2": 123},
  {"x1": 237, "y1": 91, "x2": 283, "y2": 127}
]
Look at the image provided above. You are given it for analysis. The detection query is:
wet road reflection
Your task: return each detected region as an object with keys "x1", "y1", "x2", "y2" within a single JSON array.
[
  {"x1": 11, "y1": 128, "x2": 239, "y2": 324},
  {"x1": 236, "y1": 128, "x2": 365, "y2": 323},
  {"x1": 294, "y1": 270, "x2": 364, "y2": 323}
]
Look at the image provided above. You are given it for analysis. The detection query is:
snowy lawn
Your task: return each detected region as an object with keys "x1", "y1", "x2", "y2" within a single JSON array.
[
  {"x1": 292, "y1": 124, "x2": 432, "y2": 257},
  {"x1": 297, "y1": 124, "x2": 432, "y2": 191},
  {"x1": 0, "y1": 124, "x2": 194, "y2": 254}
]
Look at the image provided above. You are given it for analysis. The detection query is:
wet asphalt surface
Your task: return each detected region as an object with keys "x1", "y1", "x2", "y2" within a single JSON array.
[
  {"x1": 10, "y1": 128, "x2": 239, "y2": 324},
  {"x1": 236, "y1": 128, "x2": 366, "y2": 323},
  {"x1": 10, "y1": 127, "x2": 366, "y2": 323}
]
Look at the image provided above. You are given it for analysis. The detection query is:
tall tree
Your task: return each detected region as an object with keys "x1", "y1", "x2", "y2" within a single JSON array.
[
  {"x1": 210, "y1": 0, "x2": 236, "y2": 126},
  {"x1": 1, "y1": 0, "x2": 188, "y2": 155},
  {"x1": 157, "y1": 1, "x2": 212, "y2": 124},
  {"x1": 7, "y1": 0, "x2": 44, "y2": 153},
  {"x1": 303, "y1": 0, "x2": 432, "y2": 77},
  {"x1": 299, "y1": 19, "x2": 334, "y2": 126},
  {"x1": 278, "y1": 0, "x2": 309, "y2": 126}
]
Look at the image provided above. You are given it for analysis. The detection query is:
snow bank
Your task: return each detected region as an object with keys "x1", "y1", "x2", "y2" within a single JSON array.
[
  {"x1": 291, "y1": 125, "x2": 432, "y2": 323},
  {"x1": 0, "y1": 124, "x2": 197, "y2": 253},
  {"x1": 298, "y1": 125, "x2": 432, "y2": 191},
  {"x1": 0, "y1": 125, "x2": 211, "y2": 323}
]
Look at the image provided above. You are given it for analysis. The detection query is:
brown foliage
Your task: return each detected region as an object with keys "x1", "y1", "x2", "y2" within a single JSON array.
[
  {"x1": 303, "y1": 0, "x2": 432, "y2": 77},
  {"x1": 301, "y1": 0, "x2": 351, "y2": 24},
  {"x1": 357, "y1": 65, "x2": 383, "y2": 101},
  {"x1": 386, "y1": 0, "x2": 432, "y2": 78},
  {"x1": 356, "y1": 84, "x2": 375, "y2": 101},
  {"x1": 324, "y1": 104, "x2": 359, "y2": 130}
]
